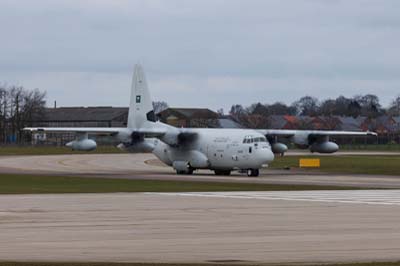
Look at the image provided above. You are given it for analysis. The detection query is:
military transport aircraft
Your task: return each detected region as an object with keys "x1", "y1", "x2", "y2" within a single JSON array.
[{"x1": 24, "y1": 65, "x2": 377, "y2": 176}]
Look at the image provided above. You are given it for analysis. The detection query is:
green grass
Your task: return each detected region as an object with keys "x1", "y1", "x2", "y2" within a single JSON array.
[
  {"x1": 271, "y1": 155, "x2": 400, "y2": 176},
  {"x1": 0, "y1": 174, "x2": 356, "y2": 194},
  {"x1": 0, "y1": 145, "x2": 124, "y2": 155},
  {"x1": 340, "y1": 144, "x2": 400, "y2": 151}
]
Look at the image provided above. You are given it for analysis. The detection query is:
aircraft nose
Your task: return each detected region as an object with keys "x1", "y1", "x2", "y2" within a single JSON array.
[{"x1": 260, "y1": 149, "x2": 275, "y2": 165}]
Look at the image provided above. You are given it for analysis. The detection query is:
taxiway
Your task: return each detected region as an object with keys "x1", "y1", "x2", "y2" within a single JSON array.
[{"x1": 0, "y1": 153, "x2": 399, "y2": 188}]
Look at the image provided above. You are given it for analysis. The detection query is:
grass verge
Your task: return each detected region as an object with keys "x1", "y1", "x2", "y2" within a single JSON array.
[
  {"x1": 340, "y1": 143, "x2": 400, "y2": 151},
  {"x1": 270, "y1": 155, "x2": 400, "y2": 176},
  {"x1": 0, "y1": 174, "x2": 357, "y2": 194}
]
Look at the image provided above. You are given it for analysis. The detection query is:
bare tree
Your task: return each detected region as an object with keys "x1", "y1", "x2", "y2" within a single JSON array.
[
  {"x1": 240, "y1": 114, "x2": 270, "y2": 129},
  {"x1": 268, "y1": 102, "x2": 297, "y2": 115},
  {"x1": 354, "y1": 94, "x2": 382, "y2": 117},
  {"x1": 229, "y1": 104, "x2": 247, "y2": 118},
  {"x1": 0, "y1": 85, "x2": 46, "y2": 143},
  {"x1": 388, "y1": 96, "x2": 400, "y2": 116},
  {"x1": 216, "y1": 108, "x2": 224, "y2": 116},
  {"x1": 292, "y1": 96, "x2": 319, "y2": 116},
  {"x1": 9, "y1": 86, "x2": 24, "y2": 137},
  {"x1": 152, "y1": 101, "x2": 168, "y2": 114},
  {"x1": 0, "y1": 85, "x2": 7, "y2": 142}
]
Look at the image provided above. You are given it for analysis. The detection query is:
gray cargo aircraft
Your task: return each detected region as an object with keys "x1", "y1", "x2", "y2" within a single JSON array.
[{"x1": 25, "y1": 65, "x2": 376, "y2": 176}]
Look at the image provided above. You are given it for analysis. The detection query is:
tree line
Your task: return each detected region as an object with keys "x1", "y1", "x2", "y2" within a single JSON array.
[
  {"x1": 226, "y1": 94, "x2": 400, "y2": 128},
  {"x1": 0, "y1": 84, "x2": 46, "y2": 143}
]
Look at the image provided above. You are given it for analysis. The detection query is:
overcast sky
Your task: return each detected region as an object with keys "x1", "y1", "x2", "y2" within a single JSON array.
[{"x1": 1, "y1": 0, "x2": 399, "y2": 112}]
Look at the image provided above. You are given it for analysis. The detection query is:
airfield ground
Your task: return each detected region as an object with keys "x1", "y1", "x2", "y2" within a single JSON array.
[
  {"x1": 2, "y1": 263, "x2": 400, "y2": 266},
  {"x1": 0, "y1": 173, "x2": 353, "y2": 194},
  {"x1": 2, "y1": 191, "x2": 400, "y2": 264},
  {"x1": 0, "y1": 153, "x2": 399, "y2": 189},
  {"x1": 0, "y1": 150, "x2": 399, "y2": 265}
]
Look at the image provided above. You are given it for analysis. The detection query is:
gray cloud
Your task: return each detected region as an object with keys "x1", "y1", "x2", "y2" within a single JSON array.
[{"x1": 0, "y1": 0, "x2": 399, "y2": 111}]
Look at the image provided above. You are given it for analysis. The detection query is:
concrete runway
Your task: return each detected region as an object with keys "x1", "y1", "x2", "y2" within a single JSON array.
[
  {"x1": 1, "y1": 191, "x2": 400, "y2": 264},
  {"x1": 0, "y1": 153, "x2": 399, "y2": 188}
]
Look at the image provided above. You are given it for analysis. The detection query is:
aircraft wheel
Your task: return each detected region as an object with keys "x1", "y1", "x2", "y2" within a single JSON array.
[
  {"x1": 247, "y1": 169, "x2": 259, "y2": 177},
  {"x1": 176, "y1": 168, "x2": 194, "y2": 175}
]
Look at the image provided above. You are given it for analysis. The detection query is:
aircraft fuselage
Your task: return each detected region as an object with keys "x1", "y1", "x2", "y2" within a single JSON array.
[{"x1": 152, "y1": 126, "x2": 275, "y2": 174}]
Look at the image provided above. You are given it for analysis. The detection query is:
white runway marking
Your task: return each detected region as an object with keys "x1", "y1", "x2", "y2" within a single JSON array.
[{"x1": 148, "y1": 190, "x2": 400, "y2": 206}]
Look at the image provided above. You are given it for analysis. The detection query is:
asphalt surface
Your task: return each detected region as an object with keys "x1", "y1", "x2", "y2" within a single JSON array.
[
  {"x1": 0, "y1": 152, "x2": 399, "y2": 188},
  {"x1": 1, "y1": 152, "x2": 400, "y2": 264},
  {"x1": 1, "y1": 191, "x2": 400, "y2": 264}
]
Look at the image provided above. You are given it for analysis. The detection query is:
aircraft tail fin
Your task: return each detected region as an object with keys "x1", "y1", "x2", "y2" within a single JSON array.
[{"x1": 127, "y1": 64, "x2": 156, "y2": 129}]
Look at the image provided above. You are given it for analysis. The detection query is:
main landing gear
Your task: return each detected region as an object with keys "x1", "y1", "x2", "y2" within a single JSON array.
[
  {"x1": 213, "y1": 169, "x2": 259, "y2": 177},
  {"x1": 247, "y1": 168, "x2": 259, "y2": 177},
  {"x1": 176, "y1": 168, "x2": 194, "y2": 175}
]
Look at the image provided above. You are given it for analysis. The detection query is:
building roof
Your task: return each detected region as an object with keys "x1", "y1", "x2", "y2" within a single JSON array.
[
  {"x1": 39, "y1": 107, "x2": 128, "y2": 122},
  {"x1": 218, "y1": 118, "x2": 243, "y2": 128},
  {"x1": 267, "y1": 115, "x2": 289, "y2": 129},
  {"x1": 334, "y1": 116, "x2": 365, "y2": 131},
  {"x1": 158, "y1": 108, "x2": 218, "y2": 119}
]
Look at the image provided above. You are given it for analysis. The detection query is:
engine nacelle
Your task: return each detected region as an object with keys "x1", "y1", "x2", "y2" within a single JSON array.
[
  {"x1": 187, "y1": 150, "x2": 209, "y2": 168},
  {"x1": 115, "y1": 129, "x2": 132, "y2": 142},
  {"x1": 310, "y1": 141, "x2": 339, "y2": 154},
  {"x1": 172, "y1": 161, "x2": 191, "y2": 174},
  {"x1": 169, "y1": 150, "x2": 209, "y2": 171},
  {"x1": 117, "y1": 139, "x2": 155, "y2": 153},
  {"x1": 66, "y1": 139, "x2": 97, "y2": 151},
  {"x1": 271, "y1": 142, "x2": 288, "y2": 154}
]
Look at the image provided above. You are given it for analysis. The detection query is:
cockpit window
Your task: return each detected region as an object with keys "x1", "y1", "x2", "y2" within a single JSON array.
[
  {"x1": 243, "y1": 136, "x2": 267, "y2": 143},
  {"x1": 243, "y1": 136, "x2": 252, "y2": 143}
]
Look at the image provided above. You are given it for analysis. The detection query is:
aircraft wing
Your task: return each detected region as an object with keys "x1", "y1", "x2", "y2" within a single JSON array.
[
  {"x1": 258, "y1": 129, "x2": 377, "y2": 153},
  {"x1": 23, "y1": 127, "x2": 168, "y2": 137},
  {"x1": 258, "y1": 129, "x2": 377, "y2": 138},
  {"x1": 24, "y1": 127, "x2": 123, "y2": 134}
]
